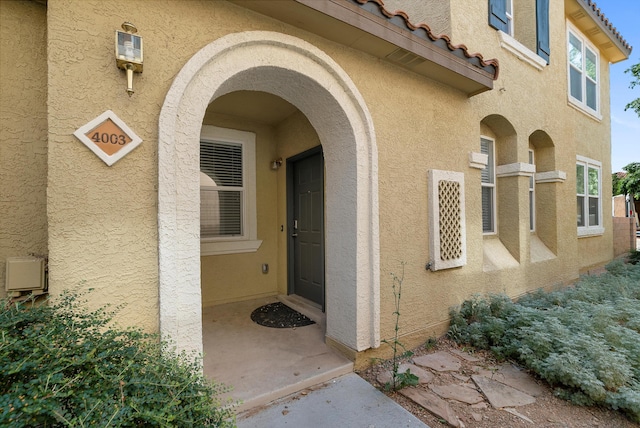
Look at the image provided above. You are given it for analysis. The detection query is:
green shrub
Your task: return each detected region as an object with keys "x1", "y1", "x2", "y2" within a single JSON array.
[
  {"x1": 0, "y1": 291, "x2": 235, "y2": 427},
  {"x1": 448, "y1": 261, "x2": 640, "y2": 422},
  {"x1": 627, "y1": 249, "x2": 640, "y2": 265}
]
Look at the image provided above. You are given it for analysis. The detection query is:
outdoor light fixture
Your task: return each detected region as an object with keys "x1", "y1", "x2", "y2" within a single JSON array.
[
  {"x1": 115, "y1": 22, "x2": 143, "y2": 96},
  {"x1": 271, "y1": 158, "x2": 283, "y2": 170}
]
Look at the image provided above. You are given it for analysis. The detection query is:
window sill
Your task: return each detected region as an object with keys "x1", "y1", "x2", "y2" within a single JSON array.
[
  {"x1": 483, "y1": 236, "x2": 519, "y2": 271},
  {"x1": 201, "y1": 239, "x2": 263, "y2": 256},
  {"x1": 498, "y1": 31, "x2": 547, "y2": 71},
  {"x1": 577, "y1": 227, "x2": 604, "y2": 238},
  {"x1": 567, "y1": 98, "x2": 602, "y2": 121}
]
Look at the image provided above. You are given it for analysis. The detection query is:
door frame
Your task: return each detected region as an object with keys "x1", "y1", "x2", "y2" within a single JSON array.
[{"x1": 287, "y1": 146, "x2": 325, "y2": 310}]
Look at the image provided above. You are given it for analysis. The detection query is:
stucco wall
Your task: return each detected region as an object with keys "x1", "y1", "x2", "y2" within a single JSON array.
[
  {"x1": 383, "y1": 0, "x2": 451, "y2": 36},
  {"x1": 0, "y1": 0, "x2": 48, "y2": 298},
  {"x1": 38, "y1": 0, "x2": 616, "y2": 354},
  {"x1": 613, "y1": 217, "x2": 635, "y2": 257}
]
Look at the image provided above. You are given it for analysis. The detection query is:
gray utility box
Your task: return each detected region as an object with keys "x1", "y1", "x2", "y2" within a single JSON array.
[{"x1": 5, "y1": 256, "x2": 47, "y2": 296}]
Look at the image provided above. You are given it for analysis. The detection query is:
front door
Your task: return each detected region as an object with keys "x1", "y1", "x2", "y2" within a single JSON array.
[{"x1": 289, "y1": 149, "x2": 325, "y2": 309}]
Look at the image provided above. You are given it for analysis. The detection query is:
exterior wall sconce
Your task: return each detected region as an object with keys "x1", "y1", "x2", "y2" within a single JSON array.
[
  {"x1": 271, "y1": 158, "x2": 283, "y2": 170},
  {"x1": 115, "y1": 22, "x2": 143, "y2": 97}
]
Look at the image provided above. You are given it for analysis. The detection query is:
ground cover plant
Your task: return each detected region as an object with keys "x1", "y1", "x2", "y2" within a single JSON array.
[
  {"x1": 448, "y1": 259, "x2": 640, "y2": 422},
  {"x1": 0, "y1": 291, "x2": 235, "y2": 427}
]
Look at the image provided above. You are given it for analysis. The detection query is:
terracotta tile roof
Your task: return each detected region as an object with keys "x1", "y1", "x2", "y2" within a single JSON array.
[
  {"x1": 582, "y1": 0, "x2": 632, "y2": 53},
  {"x1": 353, "y1": 0, "x2": 499, "y2": 80}
]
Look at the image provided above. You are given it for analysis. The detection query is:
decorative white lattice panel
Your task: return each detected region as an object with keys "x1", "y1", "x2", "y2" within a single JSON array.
[{"x1": 428, "y1": 170, "x2": 466, "y2": 271}]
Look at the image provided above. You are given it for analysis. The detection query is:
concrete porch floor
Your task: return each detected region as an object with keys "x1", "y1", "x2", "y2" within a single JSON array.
[{"x1": 202, "y1": 295, "x2": 353, "y2": 412}]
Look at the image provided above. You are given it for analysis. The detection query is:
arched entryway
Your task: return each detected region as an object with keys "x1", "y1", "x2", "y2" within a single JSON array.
[{"x1": 158, "y1": 31, "x2": 380, "y2": 357}]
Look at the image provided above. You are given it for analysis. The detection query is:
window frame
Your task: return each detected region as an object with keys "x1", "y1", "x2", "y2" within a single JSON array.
[
  {"x1": 489, "y1": 0, "x2": 550, "y2": 66},
  {"x1": 567, "y1": 22, "x2": 601, "y2": 118},
  {"x1": 481, "y1": 136, "x2": 497, "y2": 235},
  {"x1": 200, "y1": 125, "x2": 261, "y2": 256},
  {"x1": 576, "y1": 155, "x2": 603, "y2": 237},
  {"x1": 505, "y1": 0, "x2": 514, "y2": 36},
  {"x1": 528, "y1": 149, "x2": 536, "y2": 232}
]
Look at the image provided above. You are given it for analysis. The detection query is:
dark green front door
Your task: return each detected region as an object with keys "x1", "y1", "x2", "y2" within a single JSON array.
[{"x1": 291, "y1": 150, "x2": 324, "y2": 308}]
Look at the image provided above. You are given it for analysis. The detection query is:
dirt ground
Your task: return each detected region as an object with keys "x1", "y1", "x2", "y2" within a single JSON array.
[{"x1": 357, "y1": 338, "x2": 638, "y2": 428}]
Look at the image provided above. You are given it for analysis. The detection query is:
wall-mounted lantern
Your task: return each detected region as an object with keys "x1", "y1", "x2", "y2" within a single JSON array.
[
  {"x1": 115, "y1": 22, "x2": 143, "y2": 96},
  {"x1": 271, "y1": 158, "x2": 283, "y2": 170}
]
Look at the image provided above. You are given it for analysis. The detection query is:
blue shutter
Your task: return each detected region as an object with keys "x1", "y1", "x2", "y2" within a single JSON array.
[
  {"x1": 488, "y1": 0, "x2": 508, "y2": 32},
  {"x1": 536, "y1": 0, "x2": 550, "y2": 63}
]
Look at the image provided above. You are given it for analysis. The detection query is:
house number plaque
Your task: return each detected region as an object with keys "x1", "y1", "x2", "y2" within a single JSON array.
[{"x1": 74, "y1": 110, "x2": 142, "y2": 166}]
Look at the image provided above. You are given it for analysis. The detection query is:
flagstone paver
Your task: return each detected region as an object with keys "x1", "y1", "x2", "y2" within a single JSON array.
[
  {"x1": 399, "y1": 387, "x2": 460, "y2": 427},
  {"x1": 400, "y1": 363, "x2": 435, "y2": 384},
  {"x1": 449, "y1": 349, "x2": 481, "y2": 362},
  {"x1": 429, "y1": 384, "x2": 484, "y2": 404},
  {"x1": 476, "y1": 364, "x2": 545, "y2": 397},
  {"x1": 472, "y1": 375, "x2": 536, "y2": 408},
  {"x1": 413, "y1": 352, "x2": 461, "y2": 372},
  {"x1": 376, "y1": 363, "x2": 435, "y2": 386},
  {"x1": 503, "y1": 407, "x2": 534, "y2": 423}
]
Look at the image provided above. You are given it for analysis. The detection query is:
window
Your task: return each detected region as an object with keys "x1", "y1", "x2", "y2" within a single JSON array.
[
  {"x1": 576, "y1": 156, "x2": 602, "y2": 236},
  {"x1": 488, "y1": 0, "x2": 550, "y2": 63},
  {"x1": 505, "y1": 0, "x2": 514, "y2": 36},
  {"x1": 200, "y1": 126, "x2": 261, "y2": 255},
  {"x1": 528, "y1": 150, "x2": 535, "y2": 232},
  {"x1": 481, "y1": 137, "x2": 496, "y2": 234},
  {"x1": 568, "y1": 25, "x2": 599, "y2": 115}
]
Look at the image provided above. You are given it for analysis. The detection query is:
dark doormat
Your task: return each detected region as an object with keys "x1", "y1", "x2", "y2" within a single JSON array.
[{"x1": 250, "y1": 302, "x2": 315, "y2": 328}]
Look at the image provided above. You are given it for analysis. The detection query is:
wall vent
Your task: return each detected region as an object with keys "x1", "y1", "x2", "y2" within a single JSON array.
[
  {"x1": 428, "y1": 170, "x2": 466, "y2": 271},
  {"x1": 386, "y1": 48, "x2": 426, "y2": 67}
]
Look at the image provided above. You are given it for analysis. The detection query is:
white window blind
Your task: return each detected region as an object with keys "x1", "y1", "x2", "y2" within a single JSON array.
[
  {"x1": 481, "y1": 137, "x2": 495, "y2": 234},
  {"x1": 529, "y1": 150, "x2": 535, "y2": 232},
  {"x1": 200, "y1": 140, "x2": 243, "y2": 238}
]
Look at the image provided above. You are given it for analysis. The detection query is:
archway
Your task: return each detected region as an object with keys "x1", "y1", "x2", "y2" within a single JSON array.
[{"x1": 158, "y1": 31, "x2": 380, "y2": 356}]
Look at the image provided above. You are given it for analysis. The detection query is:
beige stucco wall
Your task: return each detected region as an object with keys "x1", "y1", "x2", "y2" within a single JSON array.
[
  {"x1": 0, "y1": 0, "x2": 48, "y2": 299},
  {"x1": 33, "y1": 0, "x2": 616, "y2": 356}
]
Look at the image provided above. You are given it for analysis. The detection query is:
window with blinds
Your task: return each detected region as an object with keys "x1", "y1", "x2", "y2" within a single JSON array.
[
  {"x1": 200, "y1": 140, "x2": 243, "y2": 238},
  {"x1": 528, "y1": 149, "x2": 535, "y2": 232},
  {"x1": 481, "y1": 137, "x2": 496, "y2": 234}
]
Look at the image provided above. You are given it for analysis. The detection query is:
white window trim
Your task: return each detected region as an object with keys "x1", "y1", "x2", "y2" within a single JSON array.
[
  {"x1": 567, "y1": 22, "x2": 601, "y2": 120},
  {"x1": 528, "y1": 150, "x2": 535, "y2": 232},
  {"x1": 505, "y1": 0, "x2": 514, "y2": 36},
  {"x1": 481, "y1": 136, "x2": 497, "y2": 235},
  {"x1": 576, "y1": 155, "x2": 604, "y2": 237},
  {"x1": 498, "y1": 31, "x2": 547, "y2": 71},
  {"x1": 200, "y1": 125, "x2": 262, "y2": 255}
]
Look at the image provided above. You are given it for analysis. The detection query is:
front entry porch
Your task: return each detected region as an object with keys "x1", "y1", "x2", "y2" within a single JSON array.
[{"x1": 202, "y1": 295, "x2": 353, "y2": 411}]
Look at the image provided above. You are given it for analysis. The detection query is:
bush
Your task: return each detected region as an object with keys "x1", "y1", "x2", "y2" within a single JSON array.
[
  {"x1": 448, "y1": 260, "x2": 640, "y2": 422},
  {"x1": 0, "y1": 291, "x2": 235, "y2": 427}
]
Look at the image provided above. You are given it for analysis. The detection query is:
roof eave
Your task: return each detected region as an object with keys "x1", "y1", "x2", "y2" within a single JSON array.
[
  {"x1": 229, "y1": 0, "x2": 497, "y2": 96},
  {"x1": 566, "y1": 0, "x2": 632, "y2": 63}
]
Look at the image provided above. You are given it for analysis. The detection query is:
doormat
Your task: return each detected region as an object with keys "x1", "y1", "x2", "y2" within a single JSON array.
[{"x1": 250, "y1": 302, "x2": 315, "y2": 328}]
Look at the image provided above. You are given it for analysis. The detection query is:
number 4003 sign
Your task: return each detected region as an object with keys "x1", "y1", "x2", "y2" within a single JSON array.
[{"x1": 74, "y1": 110, "x2": 142, "y2": 166}]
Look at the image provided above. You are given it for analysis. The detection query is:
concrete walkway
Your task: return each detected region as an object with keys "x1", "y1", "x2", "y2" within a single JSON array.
[{"x1": 236, "y1": 373, "x2": 429, "y2": 428}]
